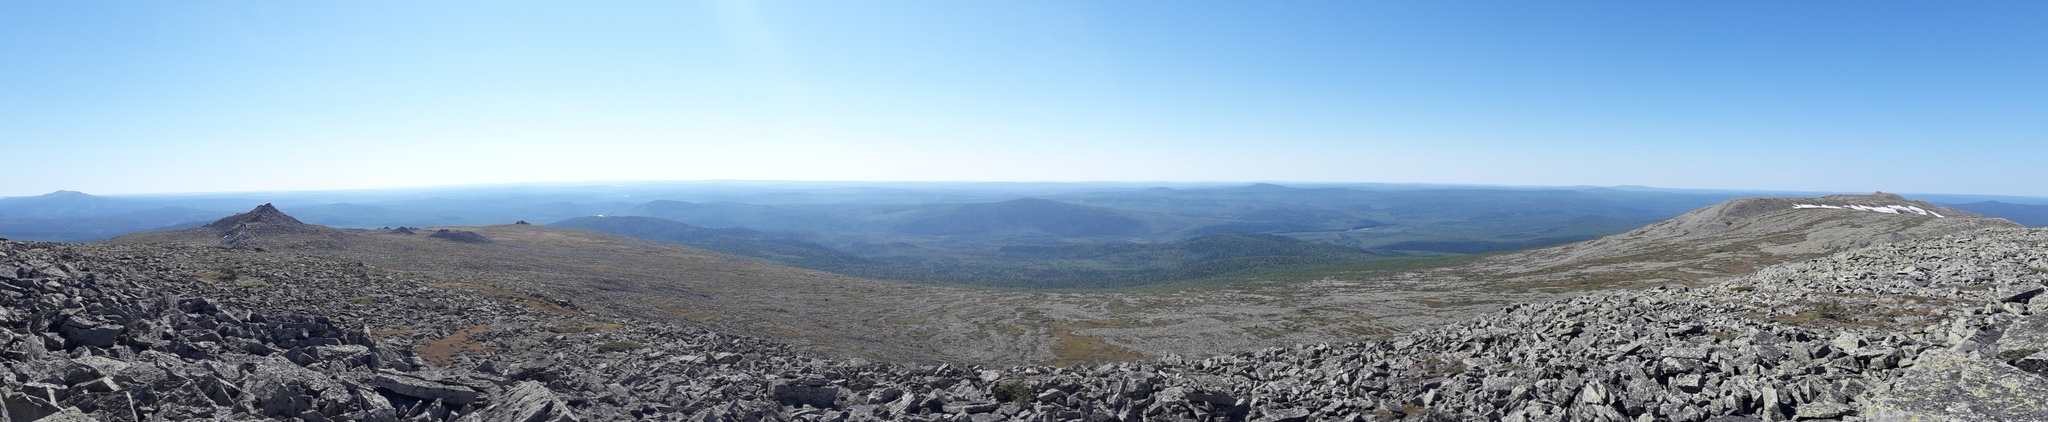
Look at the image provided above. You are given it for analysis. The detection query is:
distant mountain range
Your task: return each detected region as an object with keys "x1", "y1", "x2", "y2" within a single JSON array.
[{"x1": 8, "y1": 182, "x2": 2047, "y2": 287}]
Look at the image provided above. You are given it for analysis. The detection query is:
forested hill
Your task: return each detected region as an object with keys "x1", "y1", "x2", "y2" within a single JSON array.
[{"x1": 552, "y1": 216, "x2": 1394, "y2": 288}]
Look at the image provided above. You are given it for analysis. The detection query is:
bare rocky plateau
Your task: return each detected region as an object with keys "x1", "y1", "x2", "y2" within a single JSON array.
[
  {"x1": 5, "y1": 193, "x2": 2046, "y2": 420},
  {"x1": 101, "y1": 194, "x2": 2016, "y2": 367}
]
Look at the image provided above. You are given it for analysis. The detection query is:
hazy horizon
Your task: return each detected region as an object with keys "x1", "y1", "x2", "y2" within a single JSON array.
[
  {"x1": 10, "y1": 179, "x2": 2048, "y2": 202},
  {"x1": 6, "y1": 2, "x2": 2044, "y2": 197}
]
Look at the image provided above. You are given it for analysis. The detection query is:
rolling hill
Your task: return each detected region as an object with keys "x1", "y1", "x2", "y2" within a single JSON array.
[{"x1": 894, "y1": 198, "x2": 1146, "y2": 237}]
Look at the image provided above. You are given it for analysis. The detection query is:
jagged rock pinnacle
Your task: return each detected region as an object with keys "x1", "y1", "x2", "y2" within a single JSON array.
[
  {"x1": 186, "y1": 203, "x2": 348, "y2": 249},
  {"x1": 204, "y1": 203, "x2": 307, "y2": 230}
]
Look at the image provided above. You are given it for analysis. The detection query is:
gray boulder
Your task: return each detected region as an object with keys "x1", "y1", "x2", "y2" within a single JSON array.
[
  {"x1": 455, "y1": 381, "x2": 577, "y2": 422},
  {"x1": 1864, "y1": 349, "x2": 2048, "y2": 420},
  {"x1": 771, "y1": 378, "x2": 839, "y2": 409},
  {"x1": 372, "y1": 370, "x2": 481, "y2": 405},
  {"x1": 56, "y1": 316, "x2": 121, "y2": 349}
]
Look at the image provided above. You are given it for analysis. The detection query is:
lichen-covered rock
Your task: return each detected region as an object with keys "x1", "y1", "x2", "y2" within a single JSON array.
[
  {"x1": 1864, "y1": 349, "x2": 2048, "y2": 421},
  {"x1": 455, "y1": 381, "x2": 577, "y2": 422}
]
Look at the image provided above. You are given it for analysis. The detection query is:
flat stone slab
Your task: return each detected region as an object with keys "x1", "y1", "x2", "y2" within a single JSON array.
[
  {"x1": 373, "y1": 371, "x2": 480, "y2": 405},
  {"x1": 1864, "y1": 349, "x2": 2048, "y2": 421}
]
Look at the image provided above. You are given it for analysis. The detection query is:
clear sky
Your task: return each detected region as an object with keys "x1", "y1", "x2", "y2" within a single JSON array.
[{"x1": 3, "y1": 1, "x2": 2044, "y2": 197}]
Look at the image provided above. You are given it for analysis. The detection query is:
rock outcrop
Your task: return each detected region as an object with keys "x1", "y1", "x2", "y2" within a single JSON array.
[
  {"x1": 119, "y1": 203, "x2": 351, "y2": 250},
  {"x1": 1459, "y1": 192, "x2": 2021, "y2": 291},
  {"x1": 202, "y1": 203, "x2": 308, "y2": 230},
  {"x1": 426, "y1": 229, "x2": 492, "y2": 244}
]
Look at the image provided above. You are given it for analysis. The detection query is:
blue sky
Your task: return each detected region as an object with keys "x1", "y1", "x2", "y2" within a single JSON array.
[{"x1": 3, "y1": 1, "x2": 2044, "y2": 197}]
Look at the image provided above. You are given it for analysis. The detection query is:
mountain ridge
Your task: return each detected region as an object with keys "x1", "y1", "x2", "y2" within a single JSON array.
[{"x1": 1450, "y1": 192, "x2": 2019, "y2": 291}]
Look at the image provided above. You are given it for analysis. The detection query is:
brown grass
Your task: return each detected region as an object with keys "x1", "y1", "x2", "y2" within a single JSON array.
[
  {"x1": 1415, "y1": 298, "x2": 1494, "y2": 309},
  {"x1": 1047, "y1": 319, "x2": 1149, "y2": 365},
  {"x1": 1244, "y1": 326, "x2": 1289, "y2": 340},
  {"x1": 1400, "y1": 404, "x2": 1430, "y2": 419},
  {"x1": 1050, "y1": 332, "x2": 1145, "y2": 366},
  {"x1": 658, "y1": 305, "x2": 718, "y2": 323},
  {"x1": 370, "y1": 328, "x2": 417, "y2": 340},
  {"x1": 196, "y1": 268, "x2": 239, "y2": 281},
  {"x1": 415, "y1": 324, "x2": 490, "y2": 366},
  {"x1": 1767, "y1": 300, "x2": 1853, "y2": 325}
]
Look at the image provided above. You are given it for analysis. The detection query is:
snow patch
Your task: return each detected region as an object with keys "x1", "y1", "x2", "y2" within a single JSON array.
[{"x1": 1792, "y1": 204, "x2": 1944, "y2": 218}]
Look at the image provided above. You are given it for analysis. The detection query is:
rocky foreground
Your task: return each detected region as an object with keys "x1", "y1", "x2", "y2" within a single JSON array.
[{"x1": 6, "y1": 228, "x2": 2048, "y2": 421}]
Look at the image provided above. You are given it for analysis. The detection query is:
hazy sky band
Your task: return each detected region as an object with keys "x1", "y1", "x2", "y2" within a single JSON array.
[{"x1": 3, "y1": 1, "x2": 2044, "y2": 196}]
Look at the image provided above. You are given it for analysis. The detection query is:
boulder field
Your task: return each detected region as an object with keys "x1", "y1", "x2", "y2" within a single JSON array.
[{"x1": 5, "y1": 228, "x2": 2048, "y2": 420}]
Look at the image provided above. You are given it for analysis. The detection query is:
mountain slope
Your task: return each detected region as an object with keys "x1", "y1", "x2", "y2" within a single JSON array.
[
  {"x1": 957, "y1": 192, "x2": 2034, "y2": 360},
  {"x1": 1452, "y1": 192, "x2": 2019, "y2": 291},
  {"x1": 106, "y1": 208, "x2": 979, "y2": 361}
]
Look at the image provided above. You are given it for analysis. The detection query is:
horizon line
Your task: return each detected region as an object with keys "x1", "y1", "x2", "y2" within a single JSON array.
[{"x1": 9, "y1": 179, "x2": 2035, "y2": 200}]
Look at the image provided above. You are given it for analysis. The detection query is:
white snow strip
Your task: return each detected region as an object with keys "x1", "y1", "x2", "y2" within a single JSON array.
[{"x1": 1792, "y1": 204, "x2": 1944, "y2": 218}]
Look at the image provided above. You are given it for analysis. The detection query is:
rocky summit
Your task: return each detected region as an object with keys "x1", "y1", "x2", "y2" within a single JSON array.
[
  {"x1": 425, "y1": 229, "x2": 492, "y2": 244},
  {"x1": 5, "y1": 203, "x2": 2048, "y2": 420},
  {"x1": 190, "y1": 203, "x2": 349, "y2": 251},
  {"x1": 1454, "y1": 193, "x2": 2018, "y2": 292}
]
